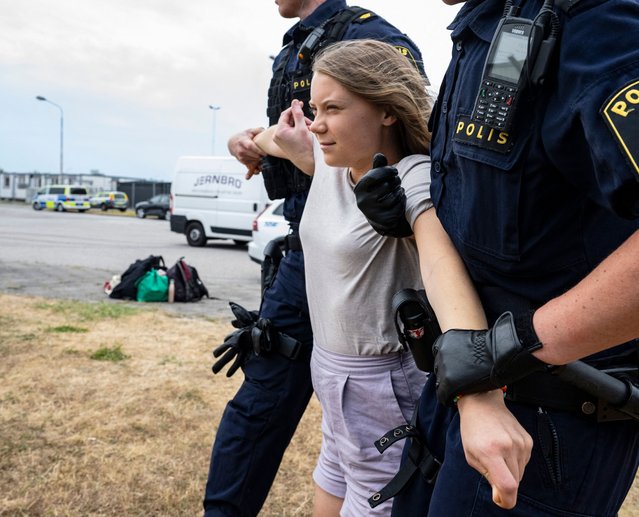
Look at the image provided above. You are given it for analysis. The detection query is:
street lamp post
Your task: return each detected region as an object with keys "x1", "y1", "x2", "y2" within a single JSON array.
[
  {"x1": 208, "y1": 105, "x2": 220, "y2": 155},
  {"x1": 36, "y1": 96, "x2": 64, "y2": 176}
]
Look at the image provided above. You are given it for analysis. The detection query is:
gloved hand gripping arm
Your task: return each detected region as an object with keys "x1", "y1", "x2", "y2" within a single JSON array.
[
  {"x1": 433, "y1": 311, "x2": 550, "y2": 406},
  {"x1": 405, "y1": 208, "x2": 533, "y2": 509}
]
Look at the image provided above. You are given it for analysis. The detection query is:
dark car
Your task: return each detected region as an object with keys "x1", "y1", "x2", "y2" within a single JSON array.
[{"x1": 135, "y1": 194, "x2": 170, "y2": 219}]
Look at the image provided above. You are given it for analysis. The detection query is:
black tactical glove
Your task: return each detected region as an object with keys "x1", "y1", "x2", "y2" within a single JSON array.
[
  {"x1": 228, "y1": 301, "x2": 259, "y2": 329},
  {"x1": 211, "y1": 302, "x2": 259, "y2": 377},
  {"x1": 354, "y1": 153, "x2": 413, "y2": 238},
  {"x1": 432, "y1": 312, "x2": 549, "y2": 406}
]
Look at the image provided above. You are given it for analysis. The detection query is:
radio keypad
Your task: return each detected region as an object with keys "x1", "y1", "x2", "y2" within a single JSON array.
[{"x1": 473, "y1": 80, "x2": 518, "y2": 129}]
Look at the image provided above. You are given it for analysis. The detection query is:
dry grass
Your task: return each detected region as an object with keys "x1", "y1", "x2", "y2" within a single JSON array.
[
  {"x1": 0, "y1": 293, "x2": 637, "y2": 517},
  {"x1": 0, "y1": 294, "x2": 321, "y2": 516}
]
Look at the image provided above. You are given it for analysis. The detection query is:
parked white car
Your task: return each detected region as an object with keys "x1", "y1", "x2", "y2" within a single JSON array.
[{"x1": 248, "y1": 199, "x2": 288, "y2": 264}]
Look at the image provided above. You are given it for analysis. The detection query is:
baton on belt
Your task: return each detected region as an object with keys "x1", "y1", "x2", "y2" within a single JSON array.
[
  {"x1": 393, "y1": 288, "x2": 639, "y2": 421},
  {"x1": 553, "y1": 362, "x2": 639, "y2": 420}
]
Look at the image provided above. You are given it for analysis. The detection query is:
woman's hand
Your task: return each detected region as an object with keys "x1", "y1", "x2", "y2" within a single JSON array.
[
  {"x1": 457, "y1": 390, "x2": 533, "y2": 509},
  {"x1": 273, "y1": 99, "x2": 315, "y2": 175}
]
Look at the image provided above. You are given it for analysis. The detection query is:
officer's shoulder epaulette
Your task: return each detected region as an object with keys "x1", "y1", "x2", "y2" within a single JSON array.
[
  {"x1": 325, "y1": 6, "x2": 378, "y2": 42},
  {"x1": 348, "y1": 8, "x2": 378, "y2": 24}
]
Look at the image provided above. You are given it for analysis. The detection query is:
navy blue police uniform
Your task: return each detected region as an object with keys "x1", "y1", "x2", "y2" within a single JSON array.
[
  {"x1": 203, "y1": 1, "x2": 424, "y2": 515},
  {"x1": 391, "y1": 0, "x2": 639, "y2": 515}
]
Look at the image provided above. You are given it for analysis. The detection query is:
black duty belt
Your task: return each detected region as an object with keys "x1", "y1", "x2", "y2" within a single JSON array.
[
  {"x1": 285, "y1": 233, "x2": 303, "y2": 252},
  {"x1": 251, "y1": 318, "x2": 303, "y2": 361},
  {"x1": 368, "y1": 364, "x2": 638, "y2": 510},
  {"x1": 507, "y1": 368, "x2": 638, "y2": 422},
  {"x1": 275, "y1": 331, "x2": 303, "y2": 360}
]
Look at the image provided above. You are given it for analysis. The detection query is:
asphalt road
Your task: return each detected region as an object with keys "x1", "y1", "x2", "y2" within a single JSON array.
[{"x1": 0, "y1": 201, "x2": 263, "y2": 319}]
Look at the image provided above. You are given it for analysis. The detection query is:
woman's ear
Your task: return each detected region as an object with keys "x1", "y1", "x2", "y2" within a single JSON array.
[{"x1": 381, "y1": 108, "x2": 397, "y2": 127}]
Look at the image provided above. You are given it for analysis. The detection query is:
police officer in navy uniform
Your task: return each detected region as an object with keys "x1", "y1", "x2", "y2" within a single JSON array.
[
  {"x1": 356, "y1": 0, "x2": 639, "y2": 514},
  {"x1": 202, "y1": 1, "x2": 424, "y2": 515}
]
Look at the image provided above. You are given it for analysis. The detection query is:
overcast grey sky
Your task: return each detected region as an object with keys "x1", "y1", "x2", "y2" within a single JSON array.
[{"x1": 1, "y1": 0, "x2": 461, "y2": 181}]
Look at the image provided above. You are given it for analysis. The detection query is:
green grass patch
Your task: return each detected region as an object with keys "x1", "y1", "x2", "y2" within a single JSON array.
[
  {"x1": 90, "y1": 345, "x2": 129, "y2": 362},
  {"x1": 47, "y1": 325, "x2": 89, "y2": 333},
  {"x1": 34, "y1": 300, "x2": 141, "y2": 322}
]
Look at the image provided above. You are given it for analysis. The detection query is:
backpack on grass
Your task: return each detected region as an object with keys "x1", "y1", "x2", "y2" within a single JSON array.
[
  {"x1": 109, "y1": 255, "x2": 166, "y2": 300},
  {"x1": 167, "y1": 257, "x2": 209, "y2": 302}
]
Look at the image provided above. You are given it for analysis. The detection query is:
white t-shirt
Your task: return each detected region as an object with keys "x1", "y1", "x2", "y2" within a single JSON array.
[{"x1": 299, "y1": 139, "x2": 433, "y2": 356}]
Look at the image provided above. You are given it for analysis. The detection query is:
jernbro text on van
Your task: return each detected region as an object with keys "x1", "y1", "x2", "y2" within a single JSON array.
[{"x1": 193, "y1": 175, "x2": 243, "y2": 189}]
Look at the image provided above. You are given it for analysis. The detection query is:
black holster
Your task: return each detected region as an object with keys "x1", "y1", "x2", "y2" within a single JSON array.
[
  {"x1": 392, "y1": 289, "x2": 442, "y2": 372},
  {"x1": 261, "y1": 238, "x2": 284, "y2": 296}
]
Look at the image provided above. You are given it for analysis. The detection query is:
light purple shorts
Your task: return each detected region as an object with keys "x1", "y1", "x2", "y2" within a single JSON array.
[{"x1": 310, "y1": 345, "x2": 428, "y2": 516}]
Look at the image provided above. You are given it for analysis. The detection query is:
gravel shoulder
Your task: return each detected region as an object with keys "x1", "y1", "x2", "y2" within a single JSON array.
[{"x1": 0, "y1": 260, "x2": 262, "y2": 319}]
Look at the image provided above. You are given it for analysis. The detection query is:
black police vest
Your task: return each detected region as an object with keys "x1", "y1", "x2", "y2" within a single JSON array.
[{"x1": 262, "y1": 7, "x2": 374, "y2": 201}]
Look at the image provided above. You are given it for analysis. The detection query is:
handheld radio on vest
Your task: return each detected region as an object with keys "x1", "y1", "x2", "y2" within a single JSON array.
[{"x1": 471, "y1": 0, "x2": 559, "y2": 132}]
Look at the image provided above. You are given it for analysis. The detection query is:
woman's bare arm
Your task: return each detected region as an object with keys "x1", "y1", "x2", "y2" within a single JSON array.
[
  {"x1": 413, "y1": 208, "x2": 485, "y2": 332},
  {"x1": 253, "y1": 126, "x2": 283, "y2": 157},
  {"x1": 413, "y1": 208, "x2": 532, "y2": 510}
]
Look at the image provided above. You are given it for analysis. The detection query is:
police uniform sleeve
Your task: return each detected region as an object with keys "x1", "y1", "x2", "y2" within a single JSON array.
[{"x1": 543, "y1": 1, "x2": 639, "y2": 220}]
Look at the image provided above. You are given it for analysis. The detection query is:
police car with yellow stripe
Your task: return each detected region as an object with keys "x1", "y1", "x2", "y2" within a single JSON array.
[{"x1": 32, "y1": 184, "x2": 91, "y2": 212}]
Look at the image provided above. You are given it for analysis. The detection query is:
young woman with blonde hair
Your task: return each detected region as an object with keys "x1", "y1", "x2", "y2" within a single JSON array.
[{"x1": 254, "y1": 40, "x2": 524, "y2": 516}]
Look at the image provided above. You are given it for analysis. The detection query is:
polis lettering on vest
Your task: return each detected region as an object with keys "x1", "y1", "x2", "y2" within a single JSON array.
[
  {"x1": 293, "y1": 78, "x2": 311, "y2": 90},
  {"x1": 456, "y1": 119, "x2": 509, "y2": 145}
]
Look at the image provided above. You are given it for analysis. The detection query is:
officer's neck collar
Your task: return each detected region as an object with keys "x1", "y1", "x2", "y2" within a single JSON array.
[{"x1": 283, "y1": 0, "x2": 347, "y2": 46}]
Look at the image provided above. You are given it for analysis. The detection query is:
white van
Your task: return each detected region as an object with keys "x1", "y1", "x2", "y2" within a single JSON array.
[{"x1": 169, "y1": 156, "x2": 269, "y2": 247}]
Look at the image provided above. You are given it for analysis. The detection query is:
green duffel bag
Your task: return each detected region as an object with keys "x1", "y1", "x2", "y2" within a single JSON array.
[{"x1": 135, "y1": 269, "x2": 169, "y2": 302}]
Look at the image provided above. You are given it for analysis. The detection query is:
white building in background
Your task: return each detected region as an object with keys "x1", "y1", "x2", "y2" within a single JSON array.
[
  {"x1": 0, "y1": 171, "x2": 119, "y2": 202},
  {"x1": 0, "y1": 170, "x2": 172, "y2": 208}
]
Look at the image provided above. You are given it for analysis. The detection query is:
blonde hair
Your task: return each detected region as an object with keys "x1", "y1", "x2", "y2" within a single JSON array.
[{"x1": 312, "y1": 39, "x2": 433, "y2": 156}]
